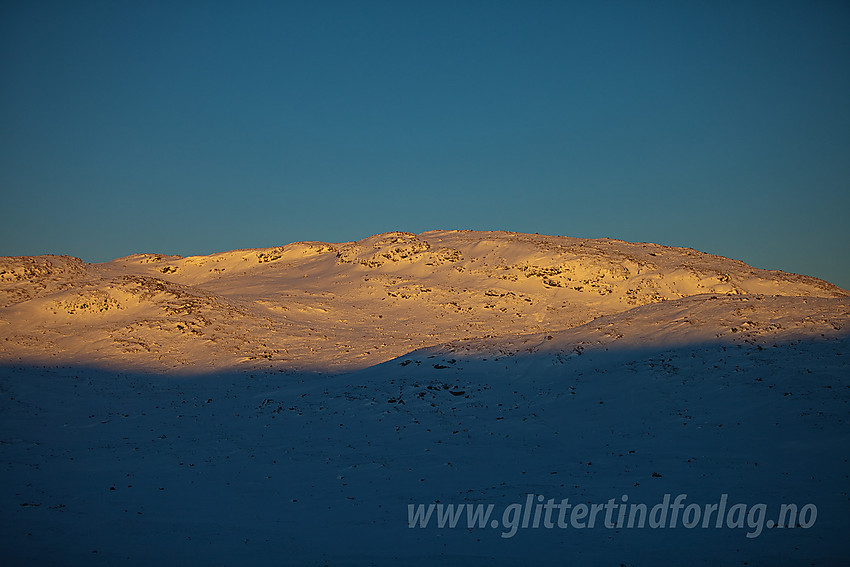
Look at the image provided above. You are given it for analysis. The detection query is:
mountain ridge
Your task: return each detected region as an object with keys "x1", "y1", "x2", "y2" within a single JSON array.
[{"x1": 1, "y1": 230, "x2": 846, "y2": 373}]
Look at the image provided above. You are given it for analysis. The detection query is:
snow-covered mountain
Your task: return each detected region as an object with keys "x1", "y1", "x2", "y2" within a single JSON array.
[
  {"x1": 1, "y1": 230, "x2": 846, "y2": 372},
  {"x1": 2, "y1": 231, "x2": 848, "y2": 565}
]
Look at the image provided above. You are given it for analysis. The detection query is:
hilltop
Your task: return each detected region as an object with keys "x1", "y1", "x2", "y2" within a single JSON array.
[{"x1": 0, "y1": 230, "x2": 846, "y2": 372}]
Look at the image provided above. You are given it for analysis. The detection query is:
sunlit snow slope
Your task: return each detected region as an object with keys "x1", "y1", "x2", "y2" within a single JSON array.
[{"x1": 0, "y1": 230, "x2": 847, "y2": 372}]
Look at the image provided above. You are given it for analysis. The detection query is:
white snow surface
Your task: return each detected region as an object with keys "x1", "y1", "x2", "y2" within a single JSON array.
[{"x1": 1, "y1": 230, "x2": 848, "y2": 565}]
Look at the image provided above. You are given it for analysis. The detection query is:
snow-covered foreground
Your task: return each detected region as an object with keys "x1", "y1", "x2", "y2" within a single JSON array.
[{"x1": 2, "y1": 332, "x2": 848, "y2": 565}]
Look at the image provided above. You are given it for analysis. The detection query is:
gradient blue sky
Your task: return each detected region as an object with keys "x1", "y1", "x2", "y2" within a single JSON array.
[{"x1": 2, "y1": 1, "x2": 848, "y2": 288}]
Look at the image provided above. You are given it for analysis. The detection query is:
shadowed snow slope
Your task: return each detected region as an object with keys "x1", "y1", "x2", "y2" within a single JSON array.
[
  {"x1": 1, "y1": 230, "x2": 846, "y2": 373},
  {"x1": 1, "y1": 334, "x2": 848, "y2": 565}
]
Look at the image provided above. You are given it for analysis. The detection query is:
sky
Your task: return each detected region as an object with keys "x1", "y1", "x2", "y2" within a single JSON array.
[{"x1": 1, "y1": 0, "x2": 848, "y2": 288}]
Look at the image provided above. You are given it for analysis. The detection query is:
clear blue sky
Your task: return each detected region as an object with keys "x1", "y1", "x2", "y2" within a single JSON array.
[{"x1": 2, "y1": 1, "x2": 848, "y2": 288}]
